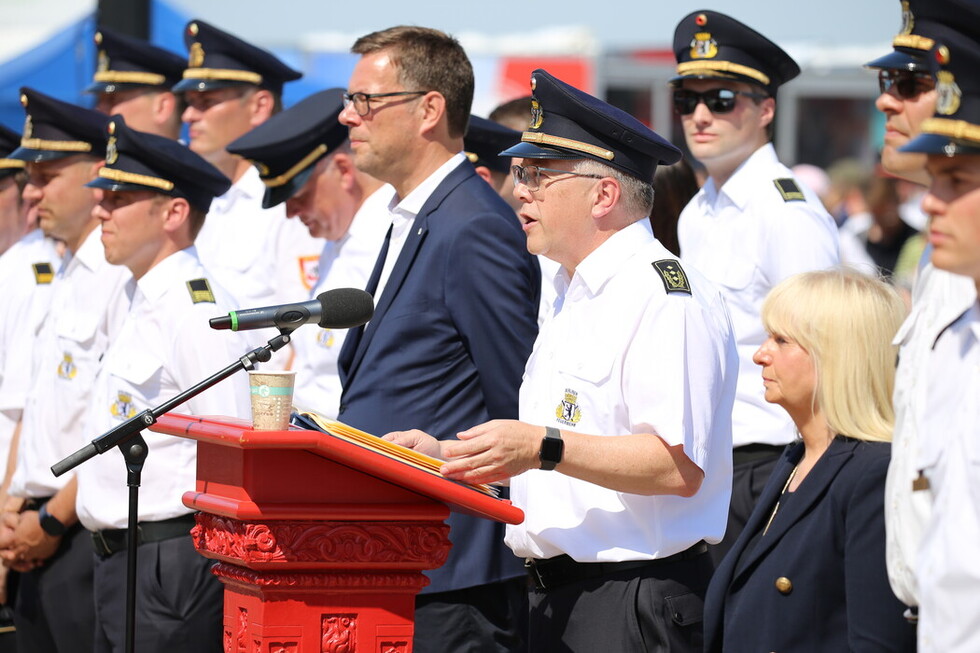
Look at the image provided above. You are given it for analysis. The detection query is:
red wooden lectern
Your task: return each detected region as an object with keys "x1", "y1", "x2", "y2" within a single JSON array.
[{"x1": 151, "y1": 413, "x2": 523, "y2": 653}]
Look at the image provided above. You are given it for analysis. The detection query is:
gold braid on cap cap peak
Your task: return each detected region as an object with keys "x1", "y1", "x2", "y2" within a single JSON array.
[
  {"x1": 892, "y1": 34, "x2": 935, "y2": 51},
  {"x1": 19, "y1": 138, "x2": 93, "y2": 153},
  {"x1": 93, "y1": 71, "x2": 168, "y2": 86},
  {"x1": 98, "y1": 167, "x2": 175, "y2": 191},
  {"x1": 676, "y1": 60, "x2": 770, "y2": 86},
  {"x1": 920, "y1": 117, "x2": 980, "y2": 144},
  {"x1": 0, "y1": 158, "x2": 25, "y2": 170},
  {"x1": 521, "y1": 132, "x2": 615, "y2": 161},
  {"x1": 181, "y1": 68, "x2": 263, "y2": 85},
  {"x1": 260, "y1": 144, "x2": 328, "y2": 188}
]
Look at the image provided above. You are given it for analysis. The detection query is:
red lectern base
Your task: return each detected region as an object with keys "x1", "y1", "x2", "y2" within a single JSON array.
[{"x1": 151, "y1": 414, "x2": 523, "y2": 653}]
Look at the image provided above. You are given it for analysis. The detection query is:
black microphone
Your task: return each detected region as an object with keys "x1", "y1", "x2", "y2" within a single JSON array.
[{"x1": 209, "y1": 288, "x2": 374, "y2": 332}]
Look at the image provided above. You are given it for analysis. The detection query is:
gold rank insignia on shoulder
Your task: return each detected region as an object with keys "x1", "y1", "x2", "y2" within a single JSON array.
[
  {"x1": 773, "y1": 178, "x2": 805, "y2": 202},
  {"x1": 186, "y1": 278, "x2": 215, "y2": 304},
  {"x1": 653, "y1": 259, "x2": 692, "y2": 295},
  {"x1": 32, "y1": 262, "x2": 54, "y2": 284}
]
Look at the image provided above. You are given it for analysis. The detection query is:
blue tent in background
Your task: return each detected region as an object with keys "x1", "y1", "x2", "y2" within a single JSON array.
[{"x1": 0, "y1": 0, "x2": 358, "y2": 133}]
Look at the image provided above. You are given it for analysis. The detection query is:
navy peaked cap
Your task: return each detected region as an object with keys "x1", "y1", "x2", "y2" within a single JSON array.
[
  {"x1": 672, "y1": 10, "x2": 800, "y2": 95},
  {"x1": 0, "y1": 124, "x2": 25, "y2": 179},
  {"x1": 173, "y1": 19, "x2": 302, "y2": 95},
  {"x1": 226, "y1": 88, "x2": 348, "y2": 208},
  {"x1": 465, "y1": 115, "x2": 521, "y2": 174},
  {"x1": 901, "y1": 23, "x2": 980, "y2": 155},
  {"x1": 10, "y1": 88, "x2": 109, "y2": 162},
  {"x1": 86, "y1": 27, "x2": 186, "y2": 94},
  {"x1": 866, "y1": 0, "x2": 980, "y2": 72},
  {"x1": 501, "y1": 69, "x2": 681, "y2": 182},
  {"x1": 87, "y1": 116, "x2": 231, "y2": 211}
]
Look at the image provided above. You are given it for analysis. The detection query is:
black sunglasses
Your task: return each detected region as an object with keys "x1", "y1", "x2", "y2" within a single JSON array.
[
  {"x1": 877, "y1": 69, "x2": 935, "y2": 100},
  {"x1": 672, "y1": 88, "x2": 768, "y2": 115}
]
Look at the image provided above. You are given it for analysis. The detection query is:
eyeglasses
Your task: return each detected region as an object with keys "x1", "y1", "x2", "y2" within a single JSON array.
[
  {"x1": 877, "y1": 69, "x2": 935, "y2": 100},
  {"x1": 342, "y1": 91, "x2": 426, "y2": 116},
  {"x1": 511, "y1": 164, "x2": 605, "y2": 191},
  {"x1": 672, "y1": 88, "x2": 768, "y2": 115}
]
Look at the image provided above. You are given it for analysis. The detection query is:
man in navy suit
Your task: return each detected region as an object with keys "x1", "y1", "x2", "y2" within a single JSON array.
[{"x1": 336, "y1": 26, "x2": 540, "y2": 653}]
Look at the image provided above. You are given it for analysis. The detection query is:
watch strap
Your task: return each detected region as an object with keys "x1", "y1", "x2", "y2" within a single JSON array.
[{"x1": 38, "y1": 503, "x2": 67, "y2": 537}]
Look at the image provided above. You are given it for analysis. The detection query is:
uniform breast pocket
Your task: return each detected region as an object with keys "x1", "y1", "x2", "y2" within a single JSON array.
[
  {"x1": 105, "y1": 351, "x2": 164, "y2": 418},
  {"x1": 554, "y1": 354, "x2": 615, "y2": 429},
  {"x1": 53, "y1": 312, "x2": 103, "y2": 385}
]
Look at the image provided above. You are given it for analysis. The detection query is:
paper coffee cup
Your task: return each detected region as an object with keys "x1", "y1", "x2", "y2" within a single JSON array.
[{"x1": 249, "y1": 371, "x2": 296, "y2": 430}]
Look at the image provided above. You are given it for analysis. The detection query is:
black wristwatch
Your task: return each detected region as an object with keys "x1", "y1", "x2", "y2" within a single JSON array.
[
  {"x1": 539, "y1": 426, "x2": 564, "y2": 471},
  {"x1": 38, "y1": 503, "x2": 66, "y2": 537}
]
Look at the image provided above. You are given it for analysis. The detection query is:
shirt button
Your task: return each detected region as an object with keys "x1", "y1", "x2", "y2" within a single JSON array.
[{"x1": 775, "y1": 576, "x2": 793, "y2": 594}]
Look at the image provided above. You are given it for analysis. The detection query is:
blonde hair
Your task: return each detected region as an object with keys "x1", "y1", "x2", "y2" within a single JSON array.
[{"x1": 761, "y1": 269, "x2": 907, "y2": 442}]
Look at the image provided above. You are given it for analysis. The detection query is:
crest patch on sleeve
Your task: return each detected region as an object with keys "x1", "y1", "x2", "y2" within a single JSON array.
[
  {"x1": 186, "y1": 278, "x2": 215, "y2": 304},
  {"x1": 773, "y1": 178, "x2": 805, "y2": 202},
  {"x1": 32, "y1": 262, "x2": 54, "y2": 284},
  {"x1": 652, "y1": 259, "x2": 692, "y2": 295}
]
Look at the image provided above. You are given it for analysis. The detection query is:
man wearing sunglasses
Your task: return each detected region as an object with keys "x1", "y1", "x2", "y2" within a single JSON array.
[
  {"x1": 867, "y1": 0, "x2": 980, "y2": 623},
  {"x1": 670, "y1": 11, "x2": 840, "y2": 564}
]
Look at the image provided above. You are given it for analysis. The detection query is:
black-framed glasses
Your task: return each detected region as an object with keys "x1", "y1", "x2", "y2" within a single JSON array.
[
  {"x1": 342, "y1": 91, "x2": 426, "y2": 116},
  {"x1": 511, "y1": 164, "x2": 605, "y2": 191},
  {"x1": 877, "y1": 69, "x2": 935, "y2": 100},
  {"x1": 672, "y1": 88, "x2": 768, "y2": 115}
]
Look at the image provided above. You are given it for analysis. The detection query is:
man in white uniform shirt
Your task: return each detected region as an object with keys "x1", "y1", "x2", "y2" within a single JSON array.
[
  {"x1": 388, "y1": 69, "x2": 738, "y2": 652},
  {"x1": 78, "y1": 116, "x2": 248, "y2": 653},
  {"x1": 670, "y1": 10, "x2": 840, "y2": 561},
  {"x1": 174, "y1": 20, "x2": 324, "y2": 358},
  {"x1": 897, "y1": 22, "x2": 980, "y2": 652},
  {"x1": 227, "y1": 88, "x2": 388, "y2": 416},
  {"x1": 865, "y1": 0, "x2": 979, "y2": 617},
  {"x1": 0, "y1": 89, "x2": 128, "y2": 653}
]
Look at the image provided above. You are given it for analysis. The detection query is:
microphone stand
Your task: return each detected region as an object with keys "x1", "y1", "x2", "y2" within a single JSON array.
[{"x1": 52, "y1": 332, "x2": 292, "y2": 653}]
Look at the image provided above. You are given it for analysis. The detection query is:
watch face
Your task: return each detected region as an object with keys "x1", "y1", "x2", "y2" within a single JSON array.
[{"x1": 539, "y1": 432, "x2": 564, "y2": 469}]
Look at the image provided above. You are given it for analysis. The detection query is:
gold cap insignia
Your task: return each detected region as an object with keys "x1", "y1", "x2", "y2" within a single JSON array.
[
  {"x1": 97, "y1": 49, "x2": 110, "y2": 74},
  {"x1": 900, "y1": 1, "x2": 914, "y2": 35},
  {"x1": 529, "y1": 99, "x2": 544, "y2": 129},
  {"x1": 936, "y1": 70, "x2": 961, "y2": 116},
  {"x1": 188, "y1": 42, "x2": 205, "y2": 69},
  {"x1": 23, "y1": 115, "x2": 32, "y2": 140},
  {"x1": 690, "y1": 32, "x2": 718, "y2": 59},
  {"x1": 653, "y1": 259, "x2": 692, "y2": 295},
  {"x1": 105, "y1": 136, "x2": 118, "y2": 165}
]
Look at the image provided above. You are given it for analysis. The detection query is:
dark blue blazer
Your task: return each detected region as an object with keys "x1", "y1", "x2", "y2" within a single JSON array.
[
  {"x1": 703, "y1": 438, "x2": 915, "y2": 652},
  {"x1": 338, "y1": 160, "x2": 540, "y2": 594}
]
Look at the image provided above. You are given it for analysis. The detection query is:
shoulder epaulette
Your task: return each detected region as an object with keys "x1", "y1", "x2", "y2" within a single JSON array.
[
  {"x1": 652, "y1": 259, "x2": 692, "y2": 295},
  {"x1": 773, "y1": 178, "x2": 805, "y2": 202},
  {"x1": 32, "y1": 262, "x2": 54, "y2": 284},
  {"x1": 186, "y1": 278, "x2": 215, "y2": 304}
]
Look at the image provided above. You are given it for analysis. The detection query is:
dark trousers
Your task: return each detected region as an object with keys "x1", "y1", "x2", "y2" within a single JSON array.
[
  {"x1": 708, "y1": 446, "x2": 783, "y2": 566},
  {"x1": 413, "y1": 576, "x2": 528, "y2": 653},
  {"x1": 92, "y1": 534, "x2": 222, "y2": 653},
  {"x1": 13, "y1": 525, "x2": 95, "y2": 653},
  {"x1": 528, "y1": 553, "x2": 713, "y2": 652}
]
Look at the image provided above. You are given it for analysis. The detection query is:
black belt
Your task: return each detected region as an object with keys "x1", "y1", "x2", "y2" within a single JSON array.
[
  {"x1": 91, "y1": 514, "x2": 196, "y2": 557},
  {"x1": 733, "y1": 443, "x2": 785, "y2": 465},
  {"x1": 525, "y1": 541, "x2": 708, "y2": 591}
]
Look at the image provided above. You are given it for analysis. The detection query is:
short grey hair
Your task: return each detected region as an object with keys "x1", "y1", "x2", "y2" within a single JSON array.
[{"x1": 572, "y1": 159, "x2": 655, "y2": 221}]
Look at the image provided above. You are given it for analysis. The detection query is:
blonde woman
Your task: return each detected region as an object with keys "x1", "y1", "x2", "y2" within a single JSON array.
[{"x1": 703, "y1": 269, "x2": 916, "y2": 652}]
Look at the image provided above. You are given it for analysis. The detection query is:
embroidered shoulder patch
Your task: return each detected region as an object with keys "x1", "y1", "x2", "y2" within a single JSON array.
[
  {"x1": 652, "y1": 259, "x2": 692, "y2": 295},
  {"x1": 773, "y1": 178, "x2": 805, "y2": 202},
  {"x1": 186, "y1": 278, "x2": 215, "y2": 304},
  {"x1": 32, "y1": 262, "x2": 54, "y2": 284}
]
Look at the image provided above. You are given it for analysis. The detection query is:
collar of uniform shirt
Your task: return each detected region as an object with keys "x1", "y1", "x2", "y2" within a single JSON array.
[{"x1": 564, "y1": 220, "x2": 654, "y2": 299}]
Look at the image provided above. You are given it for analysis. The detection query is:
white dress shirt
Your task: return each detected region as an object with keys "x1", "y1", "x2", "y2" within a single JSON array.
[
  {"x1": 195, "y1": 166, "x2": 325, "y2": 363},
  {"x1": 678, "y1": 143, "x2": 840, "y2": 447},
  {"x1": 291, "y1": 186, "x2": 391, "y2": 415},
  {"x1": 506, "y1": 220, "x2": 738, "y2": 561},
  {"x1": 916, "y1": 300, "x2": 980, "y2": 652},
  {"x1": 10, "y1": 227, "x2": 129, "y2": 498},
  {"x1": 0, "y1": 229, "x2": 61, "y2": 477},
  {"x1": 886, "y1": 264, "x2": 976, "y2": 607},
  {"x1": 75, "y1": 248, "x2": 250, "y2": 530}
]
